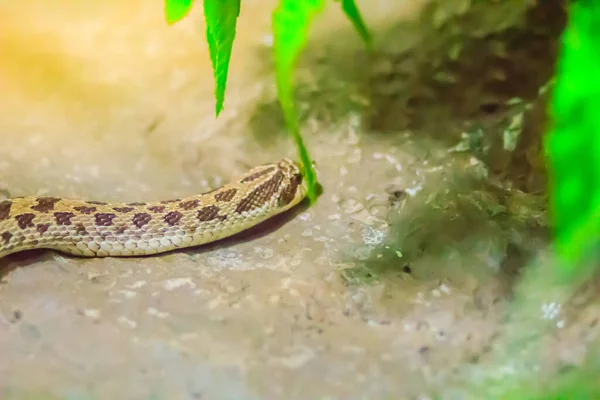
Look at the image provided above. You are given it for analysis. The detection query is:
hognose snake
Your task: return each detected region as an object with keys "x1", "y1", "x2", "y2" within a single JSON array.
[{"x1": 0, "y1": 158, "x2": 308, "y2": 259}]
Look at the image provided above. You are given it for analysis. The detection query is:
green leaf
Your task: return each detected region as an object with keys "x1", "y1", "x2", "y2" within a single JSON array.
[
  {"x1": 334, "y1": 0, "x2": 372, "y2": 48},
  {"x1": 546, "y1": 0, "x2": 600, "y2": 275},
  {"x1": 272, "y1": 0, "x2": 325, "y2": 205},
  {"x1": 204, "y1": 0, "x2": 241, "y2": 116},
  {"x1": 164, "y1": 0, "x2": 194, "y2": 25}
]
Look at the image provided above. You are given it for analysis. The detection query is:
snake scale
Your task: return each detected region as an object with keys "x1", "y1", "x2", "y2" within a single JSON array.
[{"x1": 0, "y1": 158, "x2": 307, "y2": 259}]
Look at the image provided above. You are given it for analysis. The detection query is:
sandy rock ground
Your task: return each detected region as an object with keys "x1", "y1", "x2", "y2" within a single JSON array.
[{"x1": 1, "y1": 1, "x2": 598, "y2": 399}]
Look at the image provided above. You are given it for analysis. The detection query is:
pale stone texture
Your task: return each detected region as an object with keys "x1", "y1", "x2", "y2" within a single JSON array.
[{"x1": 1, "y1": 1, "x2": 596, "y2": 399}]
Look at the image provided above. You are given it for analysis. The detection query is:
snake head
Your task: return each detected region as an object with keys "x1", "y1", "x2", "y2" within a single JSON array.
[{"x1": 276, "y1": 158, "x2": 309, "y2": 208}]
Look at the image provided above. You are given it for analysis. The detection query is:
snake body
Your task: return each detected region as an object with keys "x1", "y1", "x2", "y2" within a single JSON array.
[{"x1": 0, "y1": 158, "x2": 307, "y2": 259}]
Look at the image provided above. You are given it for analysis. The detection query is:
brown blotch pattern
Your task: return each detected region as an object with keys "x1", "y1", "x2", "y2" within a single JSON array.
[
  {"x1": 74, "y1": 206, "x2": 96, "y2": 214},
  {"x1": 15, "y1": 213, "x2": 35, "y2": 229},
  {"x1": 36, "y1": 223, "x2": 50, "y2": 234},
  {"x1": 241, "y1": 166, "x2": 275, "y2": 183},
  {"x1": 164, "y1": 211, "x2": 183, "y2": 226},
  {"x1": 30, "y1": 197, "x2": 61, "y2": 213},
  {"x1": 214, "y1": 188, "x2": 237, "y2": 202},
  {"x1": 113, "y1": 206, "x2": 134, "y2": 213},
  {"x1": 148, "y1": 205, "x2": 166, "y2": 213},
  {"x1": 160, "y1": 199, "x2": 181, "y2": 205},
  {"x1": 127, "y1": 202, "x2": 146, "y2": 206},
  {"x1": 1, "y1": 231, "x2": 12, "y2": 243},
  {"x1": 95, "y1": 213, "x2": 117, "y2": 227},
  {"x1": 87, "y1": 201, "x2": 108, "y2": 205},
  {"x1": 235, "y1": 170, "x2": 284, "y2": 214},
  {"x1": 197, "y1": 205, "x2": 226, "y2": 222},
  {"x1": 75, "y1": 224, "x2": 86, "y2": 235},
  {"x1": 54, "y1": 212, "x2": 75, "y2": 226},
  {"x1": 115, "y1": 225, "x2": 127, "y2": 234},
  {"x1": 132, "y1": 212, "x2": 152, "y2": 228},
  {"x1": 179, "y1": 199, "x2": 199, "y2": 210},
  {"x1": 0, "y1": 200, "x2": 12, "y2": 220},
  {"x1": 279, "y1": 173, "x2": 302, "y2": 206}
]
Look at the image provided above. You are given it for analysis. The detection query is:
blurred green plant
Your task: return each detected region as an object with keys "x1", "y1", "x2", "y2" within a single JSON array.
[
  {"x1": 163, "y1": 0, "x2": 372, "y2": 204},
  {"x1": 203, "y1": 0, "x2": 240, "y2": 117},
  {"x1": 468, "y1": 3, "x2": 600, "y2": 399},
  {"x1": 334, "y1": 0, "x2": 372, "y2": 48},
  {"x1": 164, "y1": 0, "x2": 194, "y2": 24},
  {"x1": 271, "y1": 0, "x2": 327, "y2": 204},
  {"x1": 487, "y1": 347, "x2": 600, "y2": 400},
  {"x1": 545, "y1": 0, "x2": 600, "y2": 278}
]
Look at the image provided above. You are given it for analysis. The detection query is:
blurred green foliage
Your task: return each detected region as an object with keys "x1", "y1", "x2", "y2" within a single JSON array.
[
  {"x1": 545, "y1": 0, "x2": 600, "y2": 277},
  {"x1": 334, "y1": 0, "x2": 372, "y2": 48},
  {"x1": 203, "y1": 0, "x2": 240, "y2": 116},
  {"x1": 497, "y1": 355, "x2": 600, "y2": 400},
  {"x1": 163, "y1": 0, "x2": 371, "y2": 204},
  {"x1": 163, "y1": 0, "x2": 193, "y2": 25},
  {"x1": 271, "y1": 0, "x2": 326, "y2": 203}
]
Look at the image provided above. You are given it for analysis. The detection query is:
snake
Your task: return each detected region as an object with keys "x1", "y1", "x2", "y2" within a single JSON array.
[{"x1": 0, "y1": 158, "x2": 308, "y2": 259}]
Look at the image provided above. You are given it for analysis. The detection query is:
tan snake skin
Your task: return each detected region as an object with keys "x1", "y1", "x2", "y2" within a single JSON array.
[{"x1": 0, "y1": 158, "x2": 307, "y2": 259}]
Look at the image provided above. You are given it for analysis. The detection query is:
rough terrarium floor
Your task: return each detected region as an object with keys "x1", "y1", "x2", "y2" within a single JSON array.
[{"x1": 1, "y1": 1, "x2": 598, "y2": 399}]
